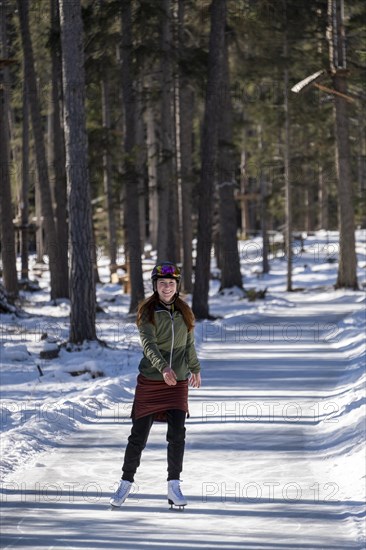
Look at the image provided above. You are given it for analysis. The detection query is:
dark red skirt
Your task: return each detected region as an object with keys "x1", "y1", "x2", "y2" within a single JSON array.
[{"x1": 131, "y1": 374, "x2": 189, "y2": 422}]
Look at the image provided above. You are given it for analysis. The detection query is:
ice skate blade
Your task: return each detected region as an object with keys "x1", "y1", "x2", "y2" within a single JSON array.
[
  {"x1": 110, "y1": 504, "x2": 121, "y2": 510},
  {"x1": 168, "y1": 499, "x2": 186, "y2": 510}
]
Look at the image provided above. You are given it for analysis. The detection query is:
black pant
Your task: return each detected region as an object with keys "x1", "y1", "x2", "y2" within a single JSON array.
[{"x1": 121, "y1": 409, "x2": 186, "y2": 482}]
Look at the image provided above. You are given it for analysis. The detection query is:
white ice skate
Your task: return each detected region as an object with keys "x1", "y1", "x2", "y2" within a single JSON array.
[
  {"x1": 168, "y1": 480, "x2": 187, "y2": 510},
  {"x1": 110, "y1": 479, "x2": 132, "y2": 508}
]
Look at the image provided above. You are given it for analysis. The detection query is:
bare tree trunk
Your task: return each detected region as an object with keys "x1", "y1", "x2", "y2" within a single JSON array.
[
  {"x1": 260, "y1": 173, "x2": 270, "y2": 274},
  {"x1": 217, "y1": 34, "x2": 242, "y2": 291},
  {"x1": 17, "y1": 0, "x2": 65, "y2": 300},
  {"x1": 173, "y1": 71, "x2": 182, "y2": 265},
  {"x1": 157, "y1": 0, "x2": 175, "y2": 262},
  {"x1": 0, "y1": 3, "x2": 18, "y2": 299},
  {"x1": 59, "y1": 0, "x2": 96, "y2": 342},
  {"x1": 192, "y1": 0, "x2": 226, "y2": 319},
  {"x1": 50, "y1": 0, "x2": 69, "y2": 297},
  {"x1": 34, "y1": 168, "x2": 44, "y2": 263},
  {"x1": 179, "y1": 86, "x2": 194, "y2": 292},
  {"x1": 327, "y1": 0, "x2": 357, "y2": 289},
  {"x1": 121, "y1": 0, "x2": 145, "y2": 313},
  {"x1": 283, "y1": 2, "x2": 292, "y2": 292},
  {"x1": 333, "y1": 74, "x2": 358, "y2": 288},
  {"x1": 256, "y1": 125, "x2": 270, "y2": 274},
  {"x1": 0, "y1": 131, "x2": 18, "y2": 300},
  {"x1": 101, "y1": 77, "x2": 118, "y2": 277},
  {"x1": 99, "y1": 0, "x2": 118, "y2": 278},
  {"x1": 0, "y1": 85, "x2": 18, "y2": 298},
  {"x1": 212, "y1": 187, "x2": 221, "y2": 270},
  {"x1": 305, "y1": 180, "x2": 316, "y2": 232},
  {"x1": 144, "y1": 79, "x2": 159, "y2": 249},
  {"x1": 356, "y1": 121, "x2": 366, "y2": 211},
  {"x1": 318, "y1": 165, "x2": 328, "y2": 229},
  {"x1": 178, "y1": 0, "x2": 193, "y2": 293},
  {"x1": 92, "y1": 228, "x2": 101, "y2": 285},
  {"x1": 20, "y1": 78, "x2": 29, "y2": 281},
  {"x1": 136, "y1": 80, "x2": 146, "y2": 251},
  {"x1": 239, "y1": 148, "x2": 250, "y2": 239}
]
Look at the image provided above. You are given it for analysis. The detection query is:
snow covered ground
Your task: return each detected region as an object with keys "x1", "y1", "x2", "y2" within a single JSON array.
[{"x1": 1, "y1": 230, "x2": 365, "y2": 549}]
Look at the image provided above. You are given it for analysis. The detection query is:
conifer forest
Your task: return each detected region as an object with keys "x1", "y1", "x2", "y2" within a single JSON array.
[{"x1": 0, "y1": 0, "x2": 365, "y2": 339}]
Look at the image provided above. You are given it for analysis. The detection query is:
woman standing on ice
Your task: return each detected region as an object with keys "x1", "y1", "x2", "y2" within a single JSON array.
[{"x1": 110, "y1": 262, "x2": 201, "y2": 509}]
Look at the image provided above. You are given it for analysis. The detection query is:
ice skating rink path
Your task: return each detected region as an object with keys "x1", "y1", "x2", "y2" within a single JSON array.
[{"x1": 1, "y1": 299, "x2": 365, "y2": 549}]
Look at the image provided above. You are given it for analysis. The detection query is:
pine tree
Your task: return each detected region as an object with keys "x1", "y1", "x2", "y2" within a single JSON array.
[
  {"x1": 217, "y1": 31, "x2": 243, "y2": 291},
  {"x1": 327, "y1": 0, "x2": 358, "y2": 289},
  {"x1": 121, "y1": 0, "x2": 145, "y2": 313},
  {"x1": 177, "y1": 0, "x2": 195, "y2": 293},
  {"x1": 192, "y1": 0, "x2": 227, "y2": 319},
  {"x1": 59, "y1": 0, "x2": 96, "y2": 342},
  {"x1": 17, "y1": 0, "x2": 66, "y2": 300},
  {"x1": 49, "y1": 0, "x2": 69, "y2": 297},
  {"x1": 0, "y1": 2, "x2": 18, "y2": 299}
]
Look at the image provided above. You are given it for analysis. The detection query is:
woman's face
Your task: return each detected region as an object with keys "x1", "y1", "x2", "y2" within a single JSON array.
[{"x1": 156, "y1": 278, "x2": 177, "y2": 303}]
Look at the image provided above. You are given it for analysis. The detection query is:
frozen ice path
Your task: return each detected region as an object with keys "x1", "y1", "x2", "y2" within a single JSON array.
[{"x1": 1, "y1": 303, "x2": 364, "y2": 549}]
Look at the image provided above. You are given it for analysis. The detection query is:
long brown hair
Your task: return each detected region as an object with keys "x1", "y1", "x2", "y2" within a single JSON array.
[{"x1": 136, "y1": 294, "x2": 195, "y2": 332}]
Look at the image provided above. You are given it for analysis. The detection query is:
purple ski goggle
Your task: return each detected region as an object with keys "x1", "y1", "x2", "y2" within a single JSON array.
[{"x1": 152, "y1": 264, "x2": 181, "y2": 278}]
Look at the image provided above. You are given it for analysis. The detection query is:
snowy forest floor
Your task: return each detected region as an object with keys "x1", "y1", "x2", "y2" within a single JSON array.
[{"x1": 1, "y1": 231, "x2": 365, "y2": 549}]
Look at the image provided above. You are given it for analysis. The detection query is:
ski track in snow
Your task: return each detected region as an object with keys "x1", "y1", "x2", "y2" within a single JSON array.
[{"x1": 1, "y1": 232, "x2": 365, "y2": 549}]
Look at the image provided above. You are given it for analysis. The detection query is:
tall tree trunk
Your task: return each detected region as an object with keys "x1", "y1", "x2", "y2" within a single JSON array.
[
  {"x1": 178, "y1": 0, "x2": 194, "y2": 293},
  {"x1": 212, "y1": 192, "x2": 220, "y2": 269},
  {"x1": 305, "y1": 178, "x2": 316, "y2": 232},
  {"x1": 318, "y1": 165, "x2": 328, "y2": 229},
  {"x1": 258, "y1": 124, "x2": 270, "y2": 275},
  {"x1": 0, "y1": 19, "x2": 18, "y2": 301},
  {"x1": 34, "y1": 167, "x2": 44, "y2": 263},
  {"x1": 136, "y1": 79, "x2": 147, "y2": 251},
  {"x1": 20, "y1": 78, "x2": 29, "y2": 281},
  {"x1": 59, "y1": 0, "x2": 96, "y2": 342},
  {"x1": 179, "y1": 86, "x2": 194, "y2": 292},
  {"x1": 173, "y1": 71, "x2": 182, "y2": 265},
  {"x1": 356, "y1": 120, "x2": 366, "y2": 204},
  {"x1": 333, "y1": 74, "x2": 358, "y2": 289},
  {"x1": 239, "y1": 148, "x2": 250, "y2": 239},
  {"x1": 260, "y1": 175, "x2": 270, "y2": 274},
  {"x1": 17, "y1": 0, "x2": 66, "y2": 300},
  {"x1": 92, "y1": 228, "x2": 101, "y2": 285},
  {"x1": 0, "y1": 106, "x2": 18, "y2": 299},
  {"x1": 144, "y1": 75, "x2": 159, "y2": 249},
  {"x1": 0, "y1": 2, "x2": 18, "y2": 299},
  {"x1": 96, "y1": 0, "x2": 117, "y2": 278},
  {"x1": 101, "y1": 77, "x2": 118, "y2": 277},
  {"x1": 283, "y1": 1, "x2": 292, "y2": 292},
  {"x1": 217, "y1": 34, "x2": 242, "y2": 291},
  {"x1": 192, "y1": 0, "x2": 226, "y2": 319},
  {"x1": 50, "y1": 0, "x2": 69, "y2": 297},
  {"x1": 157, "y1": 0, "x2": 175, "y2": 262},
  {"x1": 327, "y1": 0, "x2": 358, "y2": 289},
  {"x1": 121, "y1": 0, "x2": 144, "y2": 313}
]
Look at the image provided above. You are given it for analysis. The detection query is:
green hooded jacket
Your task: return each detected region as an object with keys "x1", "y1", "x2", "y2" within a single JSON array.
[{"x1": 138, "y1": 303, "x2": 201, "y2": 381}]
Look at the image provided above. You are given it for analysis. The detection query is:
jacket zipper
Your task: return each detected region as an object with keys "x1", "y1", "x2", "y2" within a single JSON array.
[
  {"x1": 158, "y1": 309, "x2": 175, "y2": 369},
  {"x1": 169, "y1": 311, "x2": 174, "y2": 369}
]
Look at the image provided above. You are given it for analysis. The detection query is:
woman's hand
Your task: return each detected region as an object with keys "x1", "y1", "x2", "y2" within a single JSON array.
[
  {"x1": 162, "y1": 367, "x2": 177, "y2": 386},
  {"x1": 189, "y1": 372, "x2": 201, "y2": 388}
]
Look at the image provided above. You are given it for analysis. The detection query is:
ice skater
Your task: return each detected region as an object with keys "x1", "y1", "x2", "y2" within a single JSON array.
[{"x1": 110, "y1": 262, "x2": 201, "y2": 509}]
